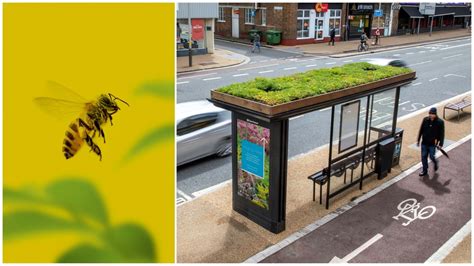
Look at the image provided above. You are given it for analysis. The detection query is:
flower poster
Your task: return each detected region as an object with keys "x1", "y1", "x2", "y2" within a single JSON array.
[{"x1": 237, "y1": 119, "x2": 270, "y2": 209}]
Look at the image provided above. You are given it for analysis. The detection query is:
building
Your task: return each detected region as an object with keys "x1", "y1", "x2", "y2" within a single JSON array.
[
  {"x1": 177, "y1": 3, "x2": 218, "y2": 56},
  {"x1": 394, "y1": 3, "x2": 471, "y2": 35},
  {"x1": 216, "y1": 3, "x2": 347, "y2": 45}
]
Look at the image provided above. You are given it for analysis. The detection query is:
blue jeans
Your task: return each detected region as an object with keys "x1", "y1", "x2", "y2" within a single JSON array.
[{"x1": 421, "y1": 144, "x2": 437, "y2": 172}]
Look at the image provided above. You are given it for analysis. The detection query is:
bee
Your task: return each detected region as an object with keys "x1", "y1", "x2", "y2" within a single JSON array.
[{"x1": 34, "y1": 81, "x2": 129, "y2": 160}]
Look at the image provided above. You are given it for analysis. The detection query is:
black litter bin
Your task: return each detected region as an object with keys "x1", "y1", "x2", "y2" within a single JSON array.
[
  {"x1": 392, "y1": 128, "x2": 404, "y2": 167},
  {"x1": 375, "y1": 137, "x2": 396, "y2": 179}
]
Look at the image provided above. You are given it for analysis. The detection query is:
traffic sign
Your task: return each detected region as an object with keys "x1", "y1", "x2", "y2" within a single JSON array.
[{"x1": 374, "y1": 9, "x2": 383, "y2": 17}]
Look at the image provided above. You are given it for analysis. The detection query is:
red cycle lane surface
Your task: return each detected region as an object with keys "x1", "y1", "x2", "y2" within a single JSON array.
[{"x1": 262, "y1": 140, "x2": 471, "y2": 263}]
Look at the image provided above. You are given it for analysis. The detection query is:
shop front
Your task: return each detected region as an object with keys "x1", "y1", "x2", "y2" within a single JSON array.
[
  {"x1": 296, "y1": 3, "x2": 343, "y2": 44},
  {"x1": 347, "y1": 3, "x2": 374, "y2": 39}
]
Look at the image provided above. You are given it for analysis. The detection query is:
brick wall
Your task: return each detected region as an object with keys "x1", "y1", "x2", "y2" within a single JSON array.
[{"x1": 391, "y1": 9, "x2": 400, "y2": 36}]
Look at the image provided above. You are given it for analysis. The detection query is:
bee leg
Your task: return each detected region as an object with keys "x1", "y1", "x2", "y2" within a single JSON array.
[
  {"x1": 78, "y1": 118, "x2": 93, "y2": 131},
  {"x1": 94, "y1": 120, "x2": 106, "y2": 143},
  {"x1": 84, "y1": 134, "x2": 102, "y2": 160}
]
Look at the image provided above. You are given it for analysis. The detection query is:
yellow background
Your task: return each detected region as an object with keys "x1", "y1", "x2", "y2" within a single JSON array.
[{"x1": 4, "y1": 3, "x2": 175, "y2": 262}]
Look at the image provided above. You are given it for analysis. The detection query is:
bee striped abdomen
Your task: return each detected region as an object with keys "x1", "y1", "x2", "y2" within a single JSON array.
[{"x1": 63, "y1": 122, "x2": 83, "y2": 159}]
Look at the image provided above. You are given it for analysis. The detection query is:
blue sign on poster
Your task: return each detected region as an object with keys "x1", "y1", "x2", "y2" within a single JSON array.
[
  {"x1": 251, "y1": 10, "x2": 256, "y2": 17},
  {"x1": 374, "y1": 9, "x2": 383, "y2": 17},
  {"x1": 241, "y1": 139, "x2": 264, "y2": 178}
]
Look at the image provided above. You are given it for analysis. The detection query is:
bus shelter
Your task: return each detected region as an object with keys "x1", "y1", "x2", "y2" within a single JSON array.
[{"x1": 209, "y1": 69, "x2": 416, "y2": 234}]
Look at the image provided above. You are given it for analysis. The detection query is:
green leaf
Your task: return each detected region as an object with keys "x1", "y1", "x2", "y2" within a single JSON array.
[
  {"x1": 45, "y1": 179, "x2": 109, "y2": 226},
  {"x1": 135, "y1": 80, "x2": 174, "y2": 99},
  {"x1": 3, "y1": 187, "x2": 44, "y2": 205},
  {"x1": 103, "y1": 223, "x2": 156, "y2": 262},
  {"x1": 122, "y1": 124, "x2": 174, "y2": 162},
  {"x1": 3, "y1": 210, "x2": 84, "y2": 240},
  {"x1": 57, "y1": 244, "x2": 122, "y2": 263}
]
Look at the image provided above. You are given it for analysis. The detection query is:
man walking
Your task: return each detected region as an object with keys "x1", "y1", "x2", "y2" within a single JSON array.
[
  {"x1": 329, "y1": 27, "x2": 336, "y2": 46},
  {"x1": 417, "y1": 107, "x2": 445, "y2": 176}
]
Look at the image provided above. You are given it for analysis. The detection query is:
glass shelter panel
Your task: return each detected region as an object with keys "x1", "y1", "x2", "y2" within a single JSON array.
[{"x1": 368, "y1": 88, "x2": 397, "y2": 144}]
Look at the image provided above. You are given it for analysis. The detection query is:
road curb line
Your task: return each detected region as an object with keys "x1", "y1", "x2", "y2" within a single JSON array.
[
  {"x1": 245, "y1": 135, "x2": 471, "y2": 263},
  {"x1": 425, "y1": 220, "x2": 472, "y2": 263},
  {"x1": 177, "y1": 48, "x2": 250, "y2": 75}
]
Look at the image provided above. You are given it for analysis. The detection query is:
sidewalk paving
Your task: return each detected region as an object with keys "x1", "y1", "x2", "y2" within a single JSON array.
[
  {"x1": 271, "y1": 28, "x2": 471, "y2": 56},
  {"x1": 177, "y1": 94, "x2": 471, "y2": 263},
  {"x1": 177, "y1": 48, "x2": 247, "y2": 73}
]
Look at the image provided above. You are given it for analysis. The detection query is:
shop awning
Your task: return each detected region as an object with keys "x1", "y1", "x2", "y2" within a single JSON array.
[
  {"x1": 401, "y1": 6, "x2": 424, "y2": 19},
  {"x1": 451, "y1": 6, "x2": 472, "y2": 17}
]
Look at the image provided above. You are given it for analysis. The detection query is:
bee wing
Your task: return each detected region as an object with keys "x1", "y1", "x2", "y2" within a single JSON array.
[
  {"x1": 46, "y1": 81, "x2": 89, "y2": 103},
  {"x1": 33, "y1": 97, "x2": 89, "y2": 122}
]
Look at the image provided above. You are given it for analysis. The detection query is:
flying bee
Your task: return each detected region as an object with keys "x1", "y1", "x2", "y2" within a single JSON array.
[{"x1": 34, "y1": 81, "x2": 129, "y2": 160}]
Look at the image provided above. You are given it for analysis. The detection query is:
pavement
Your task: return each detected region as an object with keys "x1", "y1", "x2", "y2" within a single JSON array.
[
  {"x1": 177, "y1": 48, "x2": 248, "y2": 73},
  {"x1": 270, "y1": 28, "x2": 472, "y2": 57},
  {"x1": 176, "y1": 94, "x2": 471, "y2": 263}
]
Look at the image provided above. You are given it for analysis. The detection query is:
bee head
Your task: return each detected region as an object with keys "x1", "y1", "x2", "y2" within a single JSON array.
[{"x1": 100, "y1": 93, "x2": 129, "y2": 112}]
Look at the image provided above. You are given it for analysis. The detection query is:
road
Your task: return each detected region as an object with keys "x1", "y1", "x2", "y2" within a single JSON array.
[{"x1": 177, "y1": 37, "x2": 471, "y2": 204}]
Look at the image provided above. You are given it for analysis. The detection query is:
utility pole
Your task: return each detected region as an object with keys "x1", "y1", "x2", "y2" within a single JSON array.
[
  {"x1": 429, "y1": 16, "x2": 433, "y2": 37},
  {"x1": 188, "y1": 3, "x2": 192, "y2": 67}
]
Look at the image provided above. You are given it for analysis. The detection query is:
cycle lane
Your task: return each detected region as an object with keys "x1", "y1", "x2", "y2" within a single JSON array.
[{"x1": 262, "y1": 139, "x2": 471, "y2": 263}]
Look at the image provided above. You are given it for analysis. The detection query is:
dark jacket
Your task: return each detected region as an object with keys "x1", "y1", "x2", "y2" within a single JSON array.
[
  {"x1": 417, "y1": 116, "x2": 445, "y2": 146},
  {"x1": 330, "y1": 29, "x2": 336, "y2": 38}
]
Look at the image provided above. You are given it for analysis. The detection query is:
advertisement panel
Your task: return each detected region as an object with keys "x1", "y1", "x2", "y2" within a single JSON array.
[
  {"x1": 237, "y1": 119, "x2": 270, "y2": 210},
  {"x1": 191, "y1": 19, "x2": 205, "y2": 40}
]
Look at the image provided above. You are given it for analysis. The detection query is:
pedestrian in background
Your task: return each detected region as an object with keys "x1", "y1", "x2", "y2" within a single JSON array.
[
  {"x1": 417, "y1": 107, "x2": 445, "y2": 176},
  {"x1": 375, "y1": 27, "x2": 380, "y2": 45},
  {"x1": 329, "y1": 27, "x2": 336, "y2": 46}
]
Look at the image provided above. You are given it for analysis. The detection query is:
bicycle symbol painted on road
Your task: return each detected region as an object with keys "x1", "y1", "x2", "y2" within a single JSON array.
[{"x1": 392, "y1": 198, "x2": 436, "y2": 226}]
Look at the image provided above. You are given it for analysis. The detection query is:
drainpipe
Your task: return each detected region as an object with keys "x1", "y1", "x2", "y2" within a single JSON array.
[{"x1": 388, "y1": 3, "x2": 394, "y2": 36}]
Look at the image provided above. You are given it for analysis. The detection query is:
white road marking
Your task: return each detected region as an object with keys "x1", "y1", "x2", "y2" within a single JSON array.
[
  {"x1": 176, "y1": 197, "x2": 187, "y2": 205},
  {"x1": 398, "y1": 101, "x2": 410, "y2": 106},
  {"x1": 319, "y1": 107, "x2": 331, "y2": 112},
  {"x1": 305, "y1": 64, "x2": 318, "y2": 67},
  {"x1": 373, "y1": 96, "x2": 392, "y2": 103},
  {"x1": 177, "y1": 189, "x2": 193, "y2": 201},
  {"x1": 233, "y1": 73, "x2": 249, "y2": 77},
  {"x1": 412, "y1": 82, "x2": 422, "y2": 86},
  {"x1": 259, "y1": 70, "x2": 274, "y2": 74},
  {"x1": 429, "y1": 78, "x2": 439, "y2": 82},
  {"x1": 343, "y1": 60, "x2": 353, "y2": 63},
  {"x1": 203, "y1": 77, "x2": 222, "y2": 81},
  {"x1": 249, "y1": 61, "x2": 256, "y2": 64},
  {"x1": 392, "y1": 198, "x2": 436, "y2": 226},
  {"x1": 238, "y1": 63, "x2": 278, "y2": 71},
  {"x1": 192, "y1": 180, "x2": 232, "y2": 198},
  {"x1": 330, "y1": 234, "x2": 384, "y2": 263},
  {"x1": 325, "y1": 62, "x2": 337, "y2": 65},
  {"x1": 393, "y1": 54, "x2": 401, "y2": 56},
  {"x1": 178, "y1": 72, "x2": 217, "y2": 80},
  {"x1": 284, "y1": 67, "x2": 297, "y2": 70},
  {"x1": 269, "y1": 58, "x2": 277, "y2": 61},
  {"x1": 177, "y1": 81, "x2": 190, "y2": 85},
  {"x1": 406, "y1": 52, "x2": 414, "y2": 55},
  {"x1": 419, "y1": 51, "x2": 426, "y2": 53},
  {"x1": 409, "y1": 60, "x2": 432, "y2": 67},
  {"x1": 289, "y1": 115, "x2": 304, "y2": 120},
  {"x1": 260, "y1": 60, "x2": 268, "y2": 63},
  {"x1": 442, "y1": 53, "x2": 463, "y2": 59},
  {"x1": 444, "y1": 73, "x2": 466, "y2": 78},
  {"x1": 440, "y1": 43, "x2": 471, "y2": 50}
]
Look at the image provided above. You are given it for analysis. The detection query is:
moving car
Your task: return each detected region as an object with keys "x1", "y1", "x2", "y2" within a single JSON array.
[
  {"x1": 177, "y1": 100, "x2": 231, "y2": 166},
  {"x1": 366, "y1": 58, "x2": 408, "y2": 68}
]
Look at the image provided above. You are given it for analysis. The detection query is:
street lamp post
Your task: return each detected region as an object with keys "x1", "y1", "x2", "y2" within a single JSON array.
[{"x1": 188, "y1": 3, "x2": 193, "y2": 67}]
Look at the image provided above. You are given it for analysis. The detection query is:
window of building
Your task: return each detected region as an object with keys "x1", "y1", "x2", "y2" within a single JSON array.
[
  {"x1": 218, "y1": 7, "x2": 225, "y2": 22},
  {"x1": 297, "y1": 9, "x2": 311, "y2": 38},
  {"x1": 329, "y1": 9, "x2": 342, "y2": 36},
  {"x1": 245, "y1": 8, "x2": 255, "y2": 24},
  {"x1": 261, "y1": 9, "x2": 266, "y2": 26}
]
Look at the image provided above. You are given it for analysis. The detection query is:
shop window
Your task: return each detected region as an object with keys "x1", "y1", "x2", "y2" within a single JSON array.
[
  {"x1": 245, "y1": 8, "x2": 255, "y2": 24},
  {"x1": 297, "y1": 9, "x2": 311, "y2": 39},
  {"x1": 329, "y1": 9, "x2": 342, "y2": 36},
  {"x1": 218, "y1": 7, "x2": 225, "y2": 22},
  {"x1": 261, "y1": 9, "x2": 266, "y2": 26}
]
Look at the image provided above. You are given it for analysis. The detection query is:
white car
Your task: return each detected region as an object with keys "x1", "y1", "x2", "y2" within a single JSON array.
[
  {"x1": 366, "y1": 58, "x2": 408, "y2": 68},
  {"x1": 177, "y1": 100, "x2": 231, "y2": 166}
]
